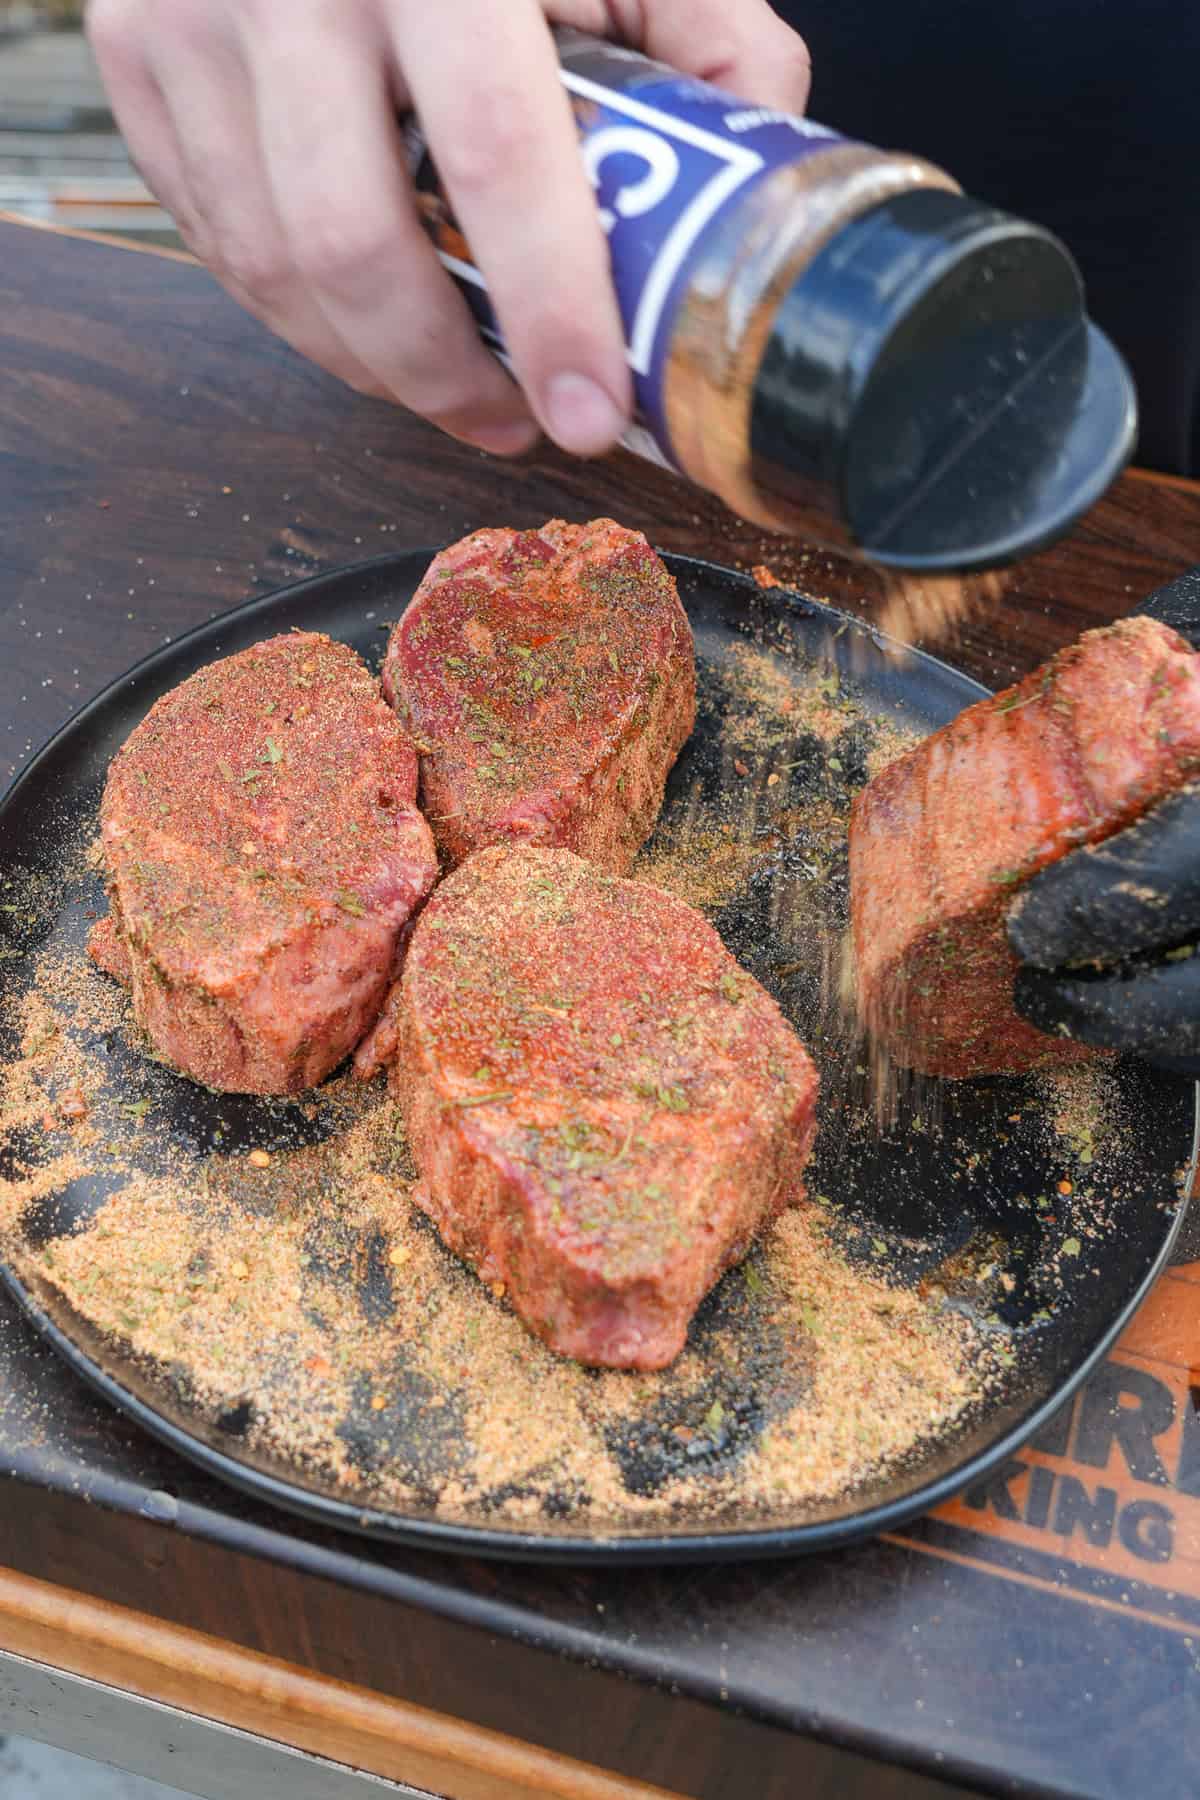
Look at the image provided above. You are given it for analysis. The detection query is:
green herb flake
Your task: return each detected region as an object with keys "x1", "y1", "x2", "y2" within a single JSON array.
[
  {"x1": 703, "y1": 1399, "x2": 726, "y2": 1437},
  {"x1": 718, "y1": 971, "x2": 742, "y2": 1004},
  {"x1": 453, "y1": 1089, "x2": 514, "y2": 1109},
  {"x1": 742, "y1": 1262, "x2": 765, "y2": 1298},
  {"x1": 872, "y1": 1238, "x2": 887, "y2": 1256},
  {"x1": 261, "y1": 738, "x2": 283, "y2": 765},
  {"x1": 1062, "y1": 1236, "x2": 1082, "y2": 1258},
  {"x1": 634, "y1": 1079, "x2": 688, "y2": 1113},
  {"x1": 334, "y1": 890, "x2": 366, "y2": 917},
  {"x1": 122, "y1": 1097, "x2": 152, "y2": 1121}
]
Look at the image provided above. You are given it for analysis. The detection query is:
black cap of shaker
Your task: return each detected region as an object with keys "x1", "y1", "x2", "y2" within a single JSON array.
[{"x1": 748, "y1": 188, "x2": 1137, "y2": 572}]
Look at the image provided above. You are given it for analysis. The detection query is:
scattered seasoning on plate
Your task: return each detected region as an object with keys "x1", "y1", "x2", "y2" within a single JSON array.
[{"x1": 0, "y1": 638, "x2": 1133, "y2": 1534}]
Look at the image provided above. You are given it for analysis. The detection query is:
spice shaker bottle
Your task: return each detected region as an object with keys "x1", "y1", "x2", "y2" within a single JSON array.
[{"x1": 406, "y1": 29, "x2": 1136, "y2": 573}]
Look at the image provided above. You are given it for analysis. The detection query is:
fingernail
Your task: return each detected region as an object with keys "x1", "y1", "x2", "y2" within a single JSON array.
[
  {"x1": 544, "y1": 372, "x2": 626, "y2": 457},
  {"x1": 469, "y1": 416, "x2": 542, "y2": 457}
]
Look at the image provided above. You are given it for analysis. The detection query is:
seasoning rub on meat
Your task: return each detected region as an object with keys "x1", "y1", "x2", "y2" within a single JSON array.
[
  {"x1": 362, "y1": 845, "x2": 819, "y2": 1371},
  {"x1": 382, "y1": 519, "x2": 695, "y2": 872},
  {"x1": 850, "y1": 616, "x2": 1200, "y2": 1077},
  {"x1": 90, "y1": 632, "x2": 437, "y2": 1094}
]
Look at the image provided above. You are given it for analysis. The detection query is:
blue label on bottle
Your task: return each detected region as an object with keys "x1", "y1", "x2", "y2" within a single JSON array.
[{"x1": 408, "y1": 38, "x2": 847, "y2": 469}]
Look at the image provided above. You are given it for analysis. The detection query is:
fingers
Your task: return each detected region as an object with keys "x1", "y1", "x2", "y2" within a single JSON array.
[
  {"x1": 92, "y1": 0, "x2": 540, "y2": 450},
  {"x1": 612, "y1": 0, "x2": 813, "y2": 113},
  {"x1": 144, "y1": 22, "x2": 392, "y2": 401},
  {"x1": 1134, "y1": 565, "x2": 1200, "y2": 649},
  {"x1": 1009, "y1": 784, "x2": 1200, "y2": 968},
  {"x1": 393, "y1": 0, "x2": 631, "y2": 456},
  {"x1": 1010, "y1": 783, "x2": 1200, "y2": 1075},
  {"x1": 1014, "y1": 953, "x2": 1200, "y2": 1072},
  {"x1": 89, "y1": 0, "x2": 811, "y2": 459},
  {"x1": 91, "y1": 0, "x2": 395, "y2": 404},
  {"x1": 241, "y1": 9, "x2": 540, "y2": 451},
  {"x1": 86, "y1": 0, "x2": 196, "y2": 234}
]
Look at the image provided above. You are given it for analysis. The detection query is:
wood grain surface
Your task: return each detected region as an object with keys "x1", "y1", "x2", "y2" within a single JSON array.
[
  {"x1": 2, "y1": 214, "x2": 1200, "y2": 1800},
  {"x1": 0, "y1": 1562, "x2": 686, "y2": 1800},
  {"x1": 3, "y1": 214, "x2": 1199, "y2": 800}
]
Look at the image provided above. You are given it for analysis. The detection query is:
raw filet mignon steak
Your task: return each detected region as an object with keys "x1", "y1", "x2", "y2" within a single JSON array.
[
  {"x1": 90, "y1": 631, "x2": 437, "y2": 1094},
  {"x1": 367, "y1": 844, "x2": 818, "y2": 1371},
  {"x1": 382, "y1": 518, "x2": 695, "y2": 871},
  {"x1": 850, "y1": 616, "x2": 1200, "y2": 1078}
]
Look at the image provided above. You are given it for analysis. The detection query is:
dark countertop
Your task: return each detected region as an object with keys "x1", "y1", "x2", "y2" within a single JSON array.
[{"x1": 3, "y1": 216, "x2": 1200, "y2": 1800}]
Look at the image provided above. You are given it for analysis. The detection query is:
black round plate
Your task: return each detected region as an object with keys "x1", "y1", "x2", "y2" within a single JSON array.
[{"x1": 0, "y1": 552, "x2": 1192, "y2": 1563}]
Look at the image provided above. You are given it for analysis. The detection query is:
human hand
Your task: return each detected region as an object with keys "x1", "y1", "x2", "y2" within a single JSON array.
[
  {"x1": 1009, "y1": 569, "x2": 1200, "y2": 1075},
  {"x1": 86, "y1": 0, "x2": 810, "y2": 457}
]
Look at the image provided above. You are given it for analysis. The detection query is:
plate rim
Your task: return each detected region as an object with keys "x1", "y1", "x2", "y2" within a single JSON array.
[
  {"x1": 0, "y1": 1190, "x2": 1188, "y2": 1564},
  {"x1": 1, "y1": 548, "x2": 1193, "y2": 1564}
]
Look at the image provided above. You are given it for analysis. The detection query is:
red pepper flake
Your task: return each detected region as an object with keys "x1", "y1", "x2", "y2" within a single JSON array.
[{"x1": 733, "y1": 759, "x2": 750, "y2": 778}]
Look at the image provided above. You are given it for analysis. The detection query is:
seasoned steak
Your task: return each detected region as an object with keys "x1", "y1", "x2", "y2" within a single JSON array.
[
  {"x1": 90, "y1": 631, "x2": 437, "y2": 1094},
  {"x1": 382, "y1": 519, "x2": 695, "y2": 871},
  {"x1": 367, "y1": 845, "x2": 818, "y2": 1371},
  {"x1": 850, "y1": 616, "x2": 1200, "y2": 1078}
]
